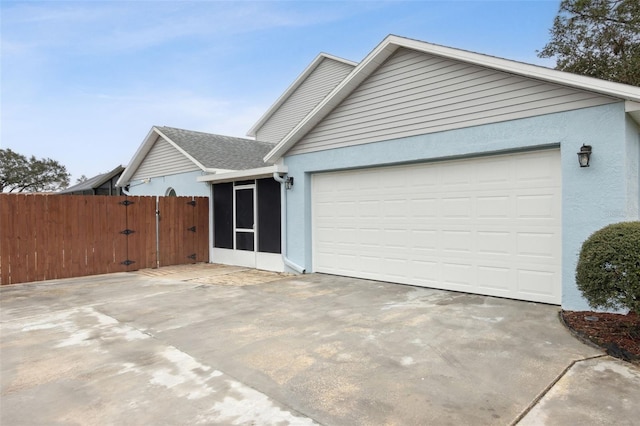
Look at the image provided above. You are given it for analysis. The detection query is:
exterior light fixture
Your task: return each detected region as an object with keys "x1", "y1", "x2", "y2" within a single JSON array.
[
  {"x1": 285, "y1": 176, "x2": 294, "y2": 190},
  {"x1": 577, "y1": 144, "x2": 592, "y2": 167}
]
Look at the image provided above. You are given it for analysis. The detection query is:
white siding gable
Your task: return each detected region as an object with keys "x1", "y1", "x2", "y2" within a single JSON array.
[
  {"x1": 255, "y1": 57, "x2": 354, "y2": 144},
  {"x1": 288, "y1": 48, "x2": 617, "y2": 155},
  {"x1": 132, "y1": 136, "x2": 199, "y2": 180}
]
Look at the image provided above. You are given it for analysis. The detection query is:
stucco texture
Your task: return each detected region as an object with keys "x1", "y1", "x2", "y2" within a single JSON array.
[
  {"x1": 124, "y1": 170, "x2": 210, "y2": 197},
  {"x1": 282, "y1": 102, "x2": 639, "y2": 310}
]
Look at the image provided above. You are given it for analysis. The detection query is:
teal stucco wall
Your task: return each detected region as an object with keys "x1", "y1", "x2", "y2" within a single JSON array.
[{"x1": 123, "y1": 170, "x2": 210, "y2": 197}]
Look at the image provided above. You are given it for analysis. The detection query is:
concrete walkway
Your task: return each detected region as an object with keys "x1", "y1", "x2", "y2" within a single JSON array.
[{"x1": 1, "y1": 265, "x2": 638, "y2": 425}]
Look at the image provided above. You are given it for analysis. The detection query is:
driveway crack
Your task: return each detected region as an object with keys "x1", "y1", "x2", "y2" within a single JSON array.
[{"x1": 509, "y1": 354, "x2": 607, "y2": 425}]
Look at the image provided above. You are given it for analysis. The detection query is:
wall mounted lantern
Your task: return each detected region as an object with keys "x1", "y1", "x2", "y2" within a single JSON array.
[
  {"x1": 285, "y1": 176, "x2": 294, "y2": 190},
  {"x1": 577, "y1": 144, "x2": 592, "y2": 167}
]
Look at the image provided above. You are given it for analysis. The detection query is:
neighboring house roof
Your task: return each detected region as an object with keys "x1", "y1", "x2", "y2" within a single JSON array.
[
  {"x1": 264, "y1": 34, "x2": 640, "y2": 163},
  {"x1": 247, "y1": 53, "x2": 357, "y2": 141},
  {"x1": 117, "y1": 126, "x2": 275, "y2": 187},
  {"x1": 59, "y1": 165, "x2": 125, "y2": 194}
]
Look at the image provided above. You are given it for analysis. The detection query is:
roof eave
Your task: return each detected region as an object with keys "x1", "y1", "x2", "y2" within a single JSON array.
[
  {"x1": 117, "y1": 126, "x2": 210, "y2": 188},
  {"x1": 626, "y1": 101, "x2": 640, "y2": 126},
  {"x1": 264, "y1": 37, "x2": 400, "y2": 163},
  {"x1": 394, "y1": 35, "x2": 640, "y2": 102},
  {"x1": 116, "y1": 127, "x2": 163, "y2": 187},
  {"x1": 264, "y1": 34, "x2": 640, "y2": 163},
  {"x1": 196, "y1": 164, "x2": 288, "y2": 184}
]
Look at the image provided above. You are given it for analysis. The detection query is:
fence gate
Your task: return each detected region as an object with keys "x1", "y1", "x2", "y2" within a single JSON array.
[
  {"x1": 157, "y1": 197, "x2": 209, "y2": 266},
  {"x1": 0, "y1": 194, "x2": 209, "y2": 285}
]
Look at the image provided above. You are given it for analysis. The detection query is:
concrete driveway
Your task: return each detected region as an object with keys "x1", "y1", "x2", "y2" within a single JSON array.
[{"x1": 1, "y1": 264, "x2": 639, "y2": 425}]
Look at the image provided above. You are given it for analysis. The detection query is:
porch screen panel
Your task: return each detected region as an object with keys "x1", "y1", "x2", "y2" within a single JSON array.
[
  {"x1": 257, "y1": 178, "x2": 281, "y2": 254},
  {"x1": 213, "y1": 183, "x2": 233, "y2": 249}
]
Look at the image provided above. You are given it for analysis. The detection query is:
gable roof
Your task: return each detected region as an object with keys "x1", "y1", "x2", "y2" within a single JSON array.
[
  {"x1": 117, "y1": 126, "x2": 275, "y2": 187},
  {"x1": 247, "y1": 53, "x2": 357, "y2": 138},
  {"x1": 59, "y1": 165, "x2": 125, "y2": 194},
  {"x1": 264, "y1": 34, "x2": 640, "y2": 163}
]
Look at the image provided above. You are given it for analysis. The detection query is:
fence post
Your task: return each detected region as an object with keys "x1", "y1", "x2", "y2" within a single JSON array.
[{"x1": 155, "y1": 196, "x2": 160, "y2": 269}]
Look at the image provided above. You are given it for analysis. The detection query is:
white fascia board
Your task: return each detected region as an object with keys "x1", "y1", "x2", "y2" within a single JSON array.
[
  {"x1": 116, "y1": 126, "x2": 163, "y2": 187},
  {"x1": 394, "y1": 35, "x2": 640, "y2": 102},
  {"x1": 264, "y1": 34, "x2": 640, "y2": 163},
  {"x1": 626, "y1": 101, "x2": 640, "y2": 126},
  {"x1": 247, "y1": 53, "x2": 357, "y2": 138},
  {"x1": 626, "y1": 101, "x2": 640, "y2": 112},
  {"x1": 153, "y1": 127, "x2": 208, "y2": 171},
  {"x1": 203, "y1": 168, "x2": 235, "y2": 174},
  {"x1": 197, "y1": 165, "x2": 288, "y2": 183}
]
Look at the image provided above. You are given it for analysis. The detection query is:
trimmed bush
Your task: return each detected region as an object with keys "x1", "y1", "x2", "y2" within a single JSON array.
[{"x1": 576, "y1": 221, "x2": 640, "y2": 314}]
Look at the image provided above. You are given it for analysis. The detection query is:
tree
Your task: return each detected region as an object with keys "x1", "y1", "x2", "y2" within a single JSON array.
[
  {"x1": 538, "y1": 0, "x2": 640, "y2": 86},
  {"x1": 76, "y1": 175, "x2": 89, "y2": 184},
  {"x1": 0, "y1": 148, "x2": 71, "y2": 193}
]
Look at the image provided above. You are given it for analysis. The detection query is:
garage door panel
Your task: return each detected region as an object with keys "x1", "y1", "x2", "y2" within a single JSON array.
[
  {"x1": 517, "y1": 269, "x2": 556, "y2": 296},
  {"x1": 442, "y1": 197, "x2": 472, "y2": 217},
  {"x1": 383, "y1": 199, "x2": 408, "y2": 217},
  {"x1": 516, "y1": 232, "x2": 557, "y2": 258},
  {"x1": 477, "y1": 159, "x2": 511, "y2": 184},
  {"x1": 312, "y1": 149, "x2": 561, "y2": 304},
  {"x1": 516, "y1": 194, "x2": 556, "y2": 218},
  {"x1": 477, "y1": 231, "x2": 512, "y2": 255},
  {"x1": 516, "y1": 156, "x2": 557, "y2": 183},
  {"x1": 442, "y1": 230, "x2": 473, "y2": 253},
  {"x1": 441, "y1": 263, "x2": 475, "y2": 289},
  {"x1": 477, "y1": 196, "x2": 511, "y2": 218},
  {"x1": 477, "y1": 266, "x2": 513, "y2": 291}
]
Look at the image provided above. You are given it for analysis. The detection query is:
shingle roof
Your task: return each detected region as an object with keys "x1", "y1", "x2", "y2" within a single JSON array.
[
  {"x1": 59, "y1": 165, "x2": 124, "y2": 194},
  {"x1": 157, "y1": 126, "x2": 275, "y2": 170}
]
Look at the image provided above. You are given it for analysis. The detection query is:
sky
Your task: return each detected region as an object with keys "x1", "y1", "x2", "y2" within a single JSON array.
[{"x1": 1, "y1": 0, "x2": 562, "y2": 184}]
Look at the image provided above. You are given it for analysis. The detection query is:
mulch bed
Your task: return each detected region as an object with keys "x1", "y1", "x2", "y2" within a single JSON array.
[{"x1": 561, "y1": 310, "x2": 640, "y2": 364}]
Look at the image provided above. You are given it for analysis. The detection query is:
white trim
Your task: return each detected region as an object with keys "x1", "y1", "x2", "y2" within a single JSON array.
[
  {"x1": 626, "y1": 101, "x2": 640, "y2": 112},
  {"x1": 247, "y1": 53, "x2": 357, "y2": 138},
  {"x1": 627, "y1": 101, "x2": 640, "y2": 125},
  {"x1": 117, "y1": 127, "x2": 161, "y2": 187},
  {"x1": 256, "y1": 252, "x2": 285, "y2": 272},
  {"x1": 212, "y1": 248, "x2": 284, "y2": 272},
  {"x1": 213, "y1": 248, "x2": 256, "y2": 268},
  {"x1": 197, "y1": 165, "x2": 288, "y2": 183},
  {"x1": 203, "y1": 168, "x2": 235, "y2": 174},
  {"x1": 264, "y1": 34, "x2": 640, "y2": 163}
]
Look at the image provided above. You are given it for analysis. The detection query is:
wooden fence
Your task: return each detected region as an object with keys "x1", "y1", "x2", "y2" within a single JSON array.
[{"x1": 0, "y1": 194, "x2": 209, "y2": 285}]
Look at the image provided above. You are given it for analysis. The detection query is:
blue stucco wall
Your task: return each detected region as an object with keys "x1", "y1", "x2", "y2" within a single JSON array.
[
  {"x1": 283, "y1": 102, "x2": 635, "y2": 310},
  {"x1": 124, "y1": 170, "x2": 210, "y2": 197},
  {"x1": 625, "y1": 115, "x2": 640, "y2": 219}
]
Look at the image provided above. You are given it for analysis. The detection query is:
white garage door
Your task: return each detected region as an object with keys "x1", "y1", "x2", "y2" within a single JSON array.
[{"x1": 312, "y1": 149, "x2": 561, "y2": 304}]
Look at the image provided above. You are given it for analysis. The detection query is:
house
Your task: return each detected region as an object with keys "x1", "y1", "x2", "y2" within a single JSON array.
[
  {"x1": 59, "y1": 165, "x2": 125, "y2": 196},
  {"x1": 195, "y1": 52, "x2": 357, "y2": 273},
  {"x1": 117, "y1": 126, "x2": 275, "y2": 197},
  {"x1": 116, "y1": 35, "x2": 640, "y2": 311},
  {"x1": 117, "y1": 55, "x2": 357, "y2": 272},
  {"x1": 117, "y1": 125, "x2": 289, "y2": 271},
  {"x1": 260, "y1": 35, "x2": 640, "y2": 311}
]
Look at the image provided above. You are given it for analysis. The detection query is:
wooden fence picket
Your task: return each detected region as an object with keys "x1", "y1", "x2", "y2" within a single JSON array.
[{"x1": 0, "y1": 194, "x2": 209, "y2": 285}]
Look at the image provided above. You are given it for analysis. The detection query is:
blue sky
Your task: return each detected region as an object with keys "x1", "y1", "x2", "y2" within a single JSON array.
[{"x1": 1, "y1": 0, "x2": 561, "y2": 183}]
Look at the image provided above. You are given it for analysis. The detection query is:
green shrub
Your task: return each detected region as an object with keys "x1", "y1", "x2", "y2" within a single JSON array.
[{"x1": 576, "y1": 221, "x2": 640, "y2": 314}]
